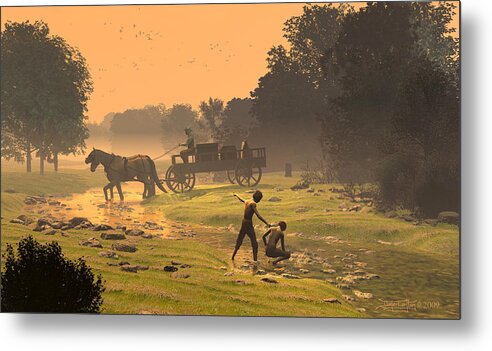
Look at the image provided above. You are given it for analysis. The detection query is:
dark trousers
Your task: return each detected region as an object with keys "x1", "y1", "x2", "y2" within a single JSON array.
[{"x1": 234, "y1": 219, "x2": 258, "y2": 261}]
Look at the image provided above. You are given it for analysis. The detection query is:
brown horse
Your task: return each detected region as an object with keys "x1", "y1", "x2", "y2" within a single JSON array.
[{"x1": 85, "y1": 148, "x2": 167, "y2": 201}]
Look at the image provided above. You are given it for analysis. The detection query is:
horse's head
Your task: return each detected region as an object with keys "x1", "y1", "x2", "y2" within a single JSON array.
[{"x1": 85, "y1": 148, "x2": 99, "y2": 172}]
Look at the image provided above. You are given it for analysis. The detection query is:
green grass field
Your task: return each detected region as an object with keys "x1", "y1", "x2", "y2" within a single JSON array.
[
  {"x1": 1, "y1": 166, "x2": 364, "y2": 317},
  {"x1": 1, "y1": 163, "x2": 459, "y2": 318}
]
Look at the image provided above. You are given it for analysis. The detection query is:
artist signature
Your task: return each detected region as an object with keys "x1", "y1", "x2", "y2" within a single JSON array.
[{"x1": 375, "y1": 299, "x2": 440, "y2": 313}]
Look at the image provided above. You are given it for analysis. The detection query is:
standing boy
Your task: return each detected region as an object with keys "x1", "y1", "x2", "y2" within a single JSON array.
[{"x1": 232, "y1": 190, "x2": 270, "y2": 262}]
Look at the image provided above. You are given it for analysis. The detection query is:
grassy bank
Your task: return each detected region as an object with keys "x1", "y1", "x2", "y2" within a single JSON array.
[
  {"x1": 1, "y1": 167, "x2": 362, "y2": 317},
  {"x1": 145, "y1": 172, "x2": 460, "y2": 319}
]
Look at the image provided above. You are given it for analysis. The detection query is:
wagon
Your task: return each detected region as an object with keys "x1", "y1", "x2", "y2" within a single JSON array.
[{"x1": 160, "y1": 143, "x2": 266, "y2": 193}]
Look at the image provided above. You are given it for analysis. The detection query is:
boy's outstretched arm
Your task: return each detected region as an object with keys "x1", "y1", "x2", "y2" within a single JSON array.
[
  {"x1": 262, "y1": 228, "x2": 272, "y2": 246},
  {"x1": 253, "y1": 206, "x2": 269, "y2": 226},
  {"x1": 233, "y1": 193, "x2": 245, "y2": 203}
]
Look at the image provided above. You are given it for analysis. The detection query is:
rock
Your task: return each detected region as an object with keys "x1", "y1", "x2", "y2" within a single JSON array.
[
  {"x1": 141, "y1": 234, "x2": 154, "y2": 239},
  {"x1": 180, "y1": 264, "x2": 191, "y2": 268},
  {"x1": 438, "y1": 211, "x2": 460, "y2": 225},
  {"x1": 424, "y1": 218, "x2": 439, "y2": 226},
  {"x1": 384, "y1": 211, "x2": 397, "y2": 218},
  {"x1": 224, "y1": 272, "x2": 234, "y2": 276},
  {"x1": 349, "y1": 205, "x2": 361, "y2": 212},
  {"x1": 353, "y1": 290, "x2": 373, "y2": 299},
  {"x1": 24, "y1": 196, "x2": 47, "y2": 205},
  {"x1": 51, "y1": 222, "x2": 64, "y2": 229},
  {"x1": 268, "y1": 197, "x2": 282, "y2": 202},
  {"x1": 233, "y1": 279, "x2": 246, "y2": 285},
  {"x1": 48, "y1": 200, "x2": 61, "y2": 206},
  {"x1": 98, "y1": 251, "x2": 118, "y2": 259},
  {"x1": 313, "y1": 193, "x2": 321, "y2": 196},
  {"x1": 171, "y1": 260, "x2": 182, "y2": 265},
  {"x1": 118, "y1": 261, "x2": 130, "y2": 266},
  {"x1": 80, "y1": 238, "x2": 102, "y2": 248},
  {"x1": 261, "y1": 277, "x2": 278, "y2": 284},
  {"x1": 171, "y1": 272, "x2": 190, "y2": 279},
  {"x1": 37, "y1": 218, "x2": 52, "y2": 227},
  {"x1": 290, "y1": 181, "x2": 310, "y2": 191},
  {"x1": 32, "y1": 225, "x2": 45, "y2": 232},
  {"x1": 125, "y1": 228, "x2": 145, "y2": 236},
  {"x1": 342, "y1": 295, "x2": 356, "y2": 302},
  {"x1": 255, "y1": 269, "x2": 267, "y2": 275},
  {"x1": 69, "y1": 217, "x2": 91, "y2": 226},
  {"x1": 295, "y1": 207, "x2": 309, "y2": 213},
  {"x1": 364, "y1": 273, "x2": 380, "y2": 280},
  {"x1": 136, "y1": 265, "x2": 149, "y2": 271},
  {"x1": 353, "y1": 270, "x2": 367, "y2": 276},
  {"x1": 44, "y1": 229, "x2": 57, "y2": 235},
  {"x1": 299, "y1": 268, "x2": 310, "y2": 274},
  {"x1": 323, "y1": 298, "x2": 340, "y2": 304},
  {"x1": 400, "y1": 214, "x2": 415, "y2": 222},
  {"x1": 93, "y1": 224, "x2": 113, "y2": 231},
  {"x1": 100, "y1": 232, "x2": 126, "y2": 240},
  {"x1": 163, "y1": 265, "x2": 178, "y2": 272},
  {"x1": 112, "y1": 243, "x2": 137, "y2": 253},
  {"x1": 10, "y1": 218, "x2": 25, "y2": 225},
  {"x1": 219, "y1": 266, "x2": 228, "y2": 271},
  {"x1": 322, "y1": 269, "x2": 336, "y2": 274},
  {"x1": 17, "y1": 215, "x2": 33, "y2": 224},
  {"x1": 281, "y1": 273, "x2": 301, "y2": 279},
  {"x1": 306, "y1": 188, "x2": 314, "y2": 193},
  {"x1": 336, "y1": 283, "x2": 351, "y2": 290},
  {"x1": 120, "y1": 265, "x2": 138, "y2": 273},
  {"x1": 356, "y1": 308, "x2": 367, "y2": 313}
]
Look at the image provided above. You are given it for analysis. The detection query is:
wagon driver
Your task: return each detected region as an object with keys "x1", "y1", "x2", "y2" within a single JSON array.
[{"x1": 180, "y1": 127, "x2": 195, "y2": 163}]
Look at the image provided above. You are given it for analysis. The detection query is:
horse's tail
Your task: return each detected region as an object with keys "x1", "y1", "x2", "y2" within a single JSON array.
[{"x1": 147, "y1": 156, "x2": 168, "y2": 193}]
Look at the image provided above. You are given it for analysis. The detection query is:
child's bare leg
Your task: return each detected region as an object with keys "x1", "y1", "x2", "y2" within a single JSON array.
[{"x1": 273, "y1": 251, "x2": 291, "y2": 265}]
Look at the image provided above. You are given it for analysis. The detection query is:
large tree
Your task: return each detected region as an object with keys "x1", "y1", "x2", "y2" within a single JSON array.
[
  {"x1": 318, "y1": 2, "x2": 459, "y2": 214},
  {"x1": 250, "y1": 4, "x2": 347, "y2": 169},
  {"x1": 198, "y1": 98, "x2": 225, "y2": 142},
  {"x1": 220, "y1": 98, "x2": 256, "y2": 146},
  {"x1": 1, "y1": 21, "x2": 92, "y2": 174}
]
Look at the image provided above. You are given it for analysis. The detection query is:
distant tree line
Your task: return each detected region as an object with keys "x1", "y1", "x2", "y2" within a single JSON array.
[
  {"x1": 89, "y1": 98, "x2": 255, "y2": 156},
  {"x1": 1, "y1": 21, "x2": 93, "y2": 174},
  {"x1": 249, "y1": 2, "x2": 459, "y2": 216}
]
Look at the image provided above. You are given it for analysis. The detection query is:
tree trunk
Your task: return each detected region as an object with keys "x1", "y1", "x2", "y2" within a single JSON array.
[
  {"x1": 39, "y1": 148, "x2": 45, "y2": 175},
  {"x1": 54, "y1": 152, "x2": 58, "y2": 172},
  {"x1": 26, "y1": 141, "x2": 32, "y2": 173}
]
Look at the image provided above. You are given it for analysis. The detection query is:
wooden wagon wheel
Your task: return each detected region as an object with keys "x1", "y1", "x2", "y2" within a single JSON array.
[
  {"x1": 235, "y1": 163, "x2": 262, "y2": 187},
  {"x1": 226, "y1": 169, "x2": 236, "y2": 184},
  {"x1": 165, "y1": 165, "x2": 196, "y2": 193}
]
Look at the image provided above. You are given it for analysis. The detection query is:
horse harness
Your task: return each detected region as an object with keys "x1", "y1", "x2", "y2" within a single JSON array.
[{"x1": 104, "y1": 153, "x2": 152, "y2": 181}]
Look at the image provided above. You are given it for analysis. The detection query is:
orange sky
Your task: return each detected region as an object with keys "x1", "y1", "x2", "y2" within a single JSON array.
[{"x1": 1, "y1": 2, "x2": 459, "y2": 123}]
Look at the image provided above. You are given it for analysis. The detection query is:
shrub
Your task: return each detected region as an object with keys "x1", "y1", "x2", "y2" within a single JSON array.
[{"x1": 1, "y1": 236, "x2": 104, "y2": 313}]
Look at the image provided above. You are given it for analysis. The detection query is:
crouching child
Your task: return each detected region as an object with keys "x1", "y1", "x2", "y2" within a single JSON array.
[{"x1": 262, "y1": 221, "x2": 291, "y2": 265}]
